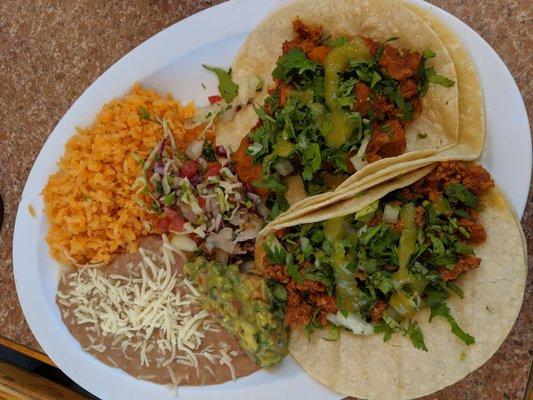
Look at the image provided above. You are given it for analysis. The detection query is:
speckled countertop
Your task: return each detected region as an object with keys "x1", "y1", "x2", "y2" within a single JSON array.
[{"x1": 0, "y1": 1, "x2": 531, "y2": 398}]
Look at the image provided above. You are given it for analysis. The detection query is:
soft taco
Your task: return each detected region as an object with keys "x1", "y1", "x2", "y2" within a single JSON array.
[
  {"x1": 262, "y1": 0, "x2": 486, "y2": 226},
  {"x1": 210, "y1": 0, "x2": 462, "y2": 221},
  {"x1": 256, "y1": 161, "x2": 526, "y2": 399}
]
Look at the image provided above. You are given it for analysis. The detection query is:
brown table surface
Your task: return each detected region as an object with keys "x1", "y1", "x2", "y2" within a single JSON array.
[{"x1": 0, "y1": 0, "x2": 531, "y2": 399}]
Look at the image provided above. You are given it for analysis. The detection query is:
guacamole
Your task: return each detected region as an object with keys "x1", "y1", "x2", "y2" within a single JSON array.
[{"x1": 184, "y1": 258, "x2": 288, "y2": 368}]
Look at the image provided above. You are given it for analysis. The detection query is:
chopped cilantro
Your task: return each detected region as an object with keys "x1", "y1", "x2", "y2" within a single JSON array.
[
  {"x1": 305, "y1": 309, "x2": 322, "y2": 337},
  {"x1": 264, "y1": 235, "x2": 286, "y2": 264},
  {"x1": 370, "y1": 71, "x2": 382, "y2": 89},
  {"x1": 254, "y1": 105, "x2": 276, "y2": 123},
  {"x1": 374, "y1": 320, "x2": 394, "y2": 342},
  {"x1": 447, "y1": 282, "x2": 464, "y2": 299},
  {"x1": 203, "y1": 65, "x2": 239, "y2": 102},
  {"x1": 445, "y1": 183, "x2": 478, "y2": 208},
  {"x1": 287, "y1": 263, "x2": 304, "y2": 284},
  {"x1": 253, "y1": 175, "x2": 286, "y2": 193},
  {"x1": 272, "y1": 49, "x2": 320, "y2": 84},
  {"x1": 428, "y1": 289, "x2": 475, "y2": 345},
  {"x1": 426, "y1": 66, "x2": 455, "y2": 87},
  {"x1": 162, "y1": 193, "x2": 176, "y2": 206},
  {"x1": 406, "y1": 320, "x2": 427, "y2": 351},
  {"x1": 302, "y1": 143, "x2": 321, "y2": 181},
  {"x1": 423, "y1": 49, "x2": 437, "y2": 59}
]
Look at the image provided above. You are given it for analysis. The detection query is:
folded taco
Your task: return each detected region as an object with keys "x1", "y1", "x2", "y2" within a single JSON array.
[
  {"x1": 266, "y1": 0, "x2": 486, "y2": 227},
  {"x1": 256, "y1": 161, "x2": 526, "y2": 399},
  {"x1": 212, "y1": 0, "x2": 461, "y2": 220}
]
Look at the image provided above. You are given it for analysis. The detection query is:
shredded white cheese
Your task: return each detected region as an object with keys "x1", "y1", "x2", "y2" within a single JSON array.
[{"x1": 57, "y1": 243, "x2": 238, "y2": 386}]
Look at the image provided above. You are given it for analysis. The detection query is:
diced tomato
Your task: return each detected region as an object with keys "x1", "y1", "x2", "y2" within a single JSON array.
[
  {"x1": 208, "y1": 95, "x2": 222, "y2": 104},
  {"x1": 206, "y1": 161, "x2": 222, "y2": 177},
  {"x1": 197, "y1": 196, "x2": 206, "y2": 208},
  {"x1": 179, "y1": 160, "x2": 200, "y2": 180},
  {"x1": 155, "y1": 208, "x2": 185, "y2": 233}
]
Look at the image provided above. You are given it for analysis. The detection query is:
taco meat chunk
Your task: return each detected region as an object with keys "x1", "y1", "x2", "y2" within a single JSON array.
[
  {"x1": 266, "y1": 261, "x2": 337, "y2": 328},
  {"x1": 364, "y1": 38, "x2": 421, "y2": 80},
  {"x1": 414, "y1": 161, "x2": 494, "y2": 200},
  {"x1": 379, "y1": 46, "x2": 421, "y2": 80},
  {"x1": 459, "y1": 218, "x2": 486, "y2": 244},
  {"x1": 370, "y1": 300, "x2": 387, "y2": 322},
  {"x1": 439, "y1": 254, "x2": 481, "y2": 281},
  {"x1": 234, "y1": 136, "x2": 269, "y2": 198},
  {"x1": 307, "y1": 45, "x2": 331, "y2": 63},
  {"x1": 366, "y1": 119, "x2": 406, "y2": 163},
  {"x1": 277, "y1": 82, "x2": 293, "y2": 107},
  {"x1": 400, "y1": 79, "x2": 419, "y2": 99},
  {"x1": 282, "y1": 19, "x2": 324, "y2": 55},
  {"x1": 372, "y1": 93, "x2": 396, "y2": 119},
  {"x1": 415, "y1": 205, "x2": 426, "y2": 227},
  {"x1": 265, "y1": 263, "x2": 290, "y2": 284},
  {"x1": 285, "y1": 299, "x2": 314, "y2": 327},
  {"x1": 353, "y1": 82, "x2": 372, "y2": 116},
  {"x1": 461, "y1": 164, "x2": 495, "y2": 195}
]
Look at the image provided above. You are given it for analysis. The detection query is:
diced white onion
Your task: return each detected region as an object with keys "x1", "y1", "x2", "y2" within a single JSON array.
[
  {"x1": 383, "y1": 203, "x2": 400, "y2": 223},
  {"x1": 350, "y1": 134, "x2": 373, "y2": 171},
  {"x1": 274, "y1": 159, "x2": 294, "y2": 176},
  {"x1": 327, "y1": 311, "x2": 373, "y2": 335},
  {"x1": 170, "y1": 234, "x2": 197, "y2": 252},
  {"x1": 350, "y1": 154, "x2": 368, "y2": 171},
  {"x1": 300, "y1": 237, "x2": 310, "y2": 252},
  {"x1": 186, "y1": 140, "x2": 204, "y2": 160},
  {"x1": 247, "y1": 142, "x2": 263, "y2": 156},
  {"x1": 357, "y1": 134, "x2": 372, "y2": 157}
]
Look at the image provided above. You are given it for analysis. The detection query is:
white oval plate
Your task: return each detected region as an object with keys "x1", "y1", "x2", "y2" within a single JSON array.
[{"x1": 13, "y1": 1, "x2": 531, "y2": 399}]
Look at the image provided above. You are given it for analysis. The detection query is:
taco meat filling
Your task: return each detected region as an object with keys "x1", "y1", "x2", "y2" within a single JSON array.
[
  {"x1": 263, "y1": 162, "x2": 494, "y2": 349},
  {"x1": 265, "y1": 262, "x2": 338, "y2": 328},
  {"x1": 234, "y1": 19, "x2": 454, "y2": 220}
]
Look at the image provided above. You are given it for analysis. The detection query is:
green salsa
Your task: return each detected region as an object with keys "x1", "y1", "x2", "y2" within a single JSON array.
[
  {"x1": 323, "y1": 39, "x2": 371, "y2": 148},
  {"x1": 184, "y1": 258, "x2": 288, "y2": 368}
]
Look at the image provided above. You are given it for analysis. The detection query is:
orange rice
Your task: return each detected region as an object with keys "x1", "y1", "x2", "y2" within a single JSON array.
[{"x1": 43, "y1": 84, "x2": 196, "y2": 265}]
